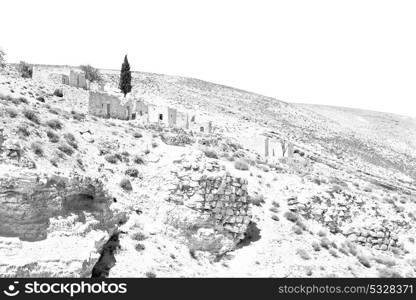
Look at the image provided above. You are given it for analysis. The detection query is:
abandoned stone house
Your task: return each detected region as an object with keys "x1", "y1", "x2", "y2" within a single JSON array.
[
  {"x1": 253, "y1": 135, "x2": 294, "y2": 162},
  {"x1": 69, "y1": 70, "x2": 87, "y2": 89},
  {"x1": 88, "y1": 91, "x2": 213, "y2": 133},
  {"x1": 89, "y1": 91, "x2": 134, "y2": 120}
]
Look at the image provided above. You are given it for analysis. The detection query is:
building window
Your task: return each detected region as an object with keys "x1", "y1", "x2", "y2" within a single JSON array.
[
  {"x1": 159, "y1": 114, "x2": 163, "y2": 120},
  {"x1": 200, "y1": 127, "x2": 204, "y2": 132}
]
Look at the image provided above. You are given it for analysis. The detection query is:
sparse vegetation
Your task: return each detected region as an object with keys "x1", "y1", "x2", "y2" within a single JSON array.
[
  {"x1": 18, "y1": 61, "x2": 33, "y2": 78},
  {"x1": 58, "y1": 143, "x2": 74, "y2": 155},
  {"x1": 5, "y1": 107, "x2": 17, "y2": 118},
  {"x1": 311, "y1": 241, "x2": 321, "y2": 251},
  {"x1": 234, "y1": 159, "x2": 249, "y2": 170},
  {"x1": 46, "y1": 119, "x2": 63, "y2": 130},
  {"x1": 284, "y1": 211, "x2": 299, "y2": 223},
  {"x1": 132, "y1": 155, "x2": 144, "y2": 164},
  {"x1": 47, "y1": 130, "x2": 60, "y2": 143},
  {"x1": 80, "y1": 64, "x2": 103, "y2": 83},
  {"x1": 17, "y1": 125, "x2": 30, "y2": 137},
  {"x1": 105, "y1": 153, "x2": 122, "y2": 164},
  {"x1": 296, "y1": 249, "x2": 311, "y2": 260},
  {"x1": 71, "y1": 110, "x2": 85, "y2": 121},
  {"x1": 31, "y1": 142, "x2": 44, "y2": 156},
  {"x1": 125, "y1": 167, "x2": 140, "y2": 178},
  {"x1": 133, "y1": 132, "x2": 142, "y2": 138},
  {"x1": 120, "y1": 178, "x2": 133, "y2": 191},
  {"x1": 202, "y1": 148, "x2": 218, "y2": 159},
  {"x1": 23, "y1": 109, "x2": 40, "y2": 124},
  {"x1": 357, "y1": 253, "x2": 371, "y2": 268},
  {"x1": 135, "y1": 243, "x2": 145, "y2": 251}
]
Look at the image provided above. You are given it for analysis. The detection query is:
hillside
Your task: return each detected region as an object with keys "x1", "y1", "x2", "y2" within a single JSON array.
[{"x1": 0, "y1": 64, "x2": 416, "y2": 278}]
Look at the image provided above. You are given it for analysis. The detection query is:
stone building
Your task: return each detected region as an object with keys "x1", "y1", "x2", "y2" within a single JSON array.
[
  {"x1": 69, "y1": 70, "x2": 87, "y2": 89},
  {"x1": 89, "y1": 91, "x2": 134, "y2": 120},
  {"x1": 148, "y1": 104, "x2": 177, "y2": 127},
  {"x1": 253, "y1": 135, "x2": 293, "y2": 162},
  {"x1": 62, "y1": 74, "x2": 69, "y2": 85},
  {"x1": 190, "y1": 121, "x2": 212, "y2": 133},
  {"x1": 133, "y1": 100, "x2": 149, "y2": 119}
]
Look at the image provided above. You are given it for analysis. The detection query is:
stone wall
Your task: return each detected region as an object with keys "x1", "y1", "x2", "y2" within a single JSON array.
[
  {"x1": 69, "y1": 70, "x2": 87, "y2": 89},
  {"x1": 148, "y1": 104, "x2": 177, "y2": 127},
  {"x1": 344, "y1": 226, "x2": 400, "y2": 251},
  {"x1": 168, "y1": 171, "x2": 252, "y2": 239},
  {"x1": 89, "y1": 91, "x2": 133, "y2": 120},
  {"x1": 32, "y1": 66, "x2": 71, "y2": 85}
]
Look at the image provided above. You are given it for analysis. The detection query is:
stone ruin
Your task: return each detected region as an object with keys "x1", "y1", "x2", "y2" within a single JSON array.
[
  {"x1": 252, "y1": 134, "x2": 294, "y2": 163},
  {"x1": 344, "y1": 225, "x2": 401, "y2": 251},
  {"x1": 167, "y1": 170, "x2": 252, "y2": 242},
  {"x1": 88, "y1": 90, "x2": 213, "y2": 133}
]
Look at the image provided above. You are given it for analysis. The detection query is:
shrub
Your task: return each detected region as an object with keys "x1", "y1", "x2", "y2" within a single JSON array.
[
  {"x1": 47, "y1": 130, "x2": 60, "y2": 143},
  {"x1": 64, "y1": 133, "x2": 78, "y2": 149},
  {"x1": 125, "y1": 167, "x2": 139, "y2": 178},
  {"x1": 120, "y1": 178, "x2": 132, "y2": 191},
  {"x1": 17, "y1": 125, "x2": 30, "y2": 137},
  {"x1": 53, "y1": 88, "x2": 63, "y2": 97},
  {"x1": 296, "y1": 249, "x2": 311, "y2": 260},
  {"x1": 202, "y1": 148, "x2": 218, "y2": 159},
  {"x1": 18, "y1": 61, "x2": 33, "y2": 78},
  {"x1": 23, "y1": 109, "x2": 40, "y2": 124},
  {"x1": 5, "y1": 108, "x2": 17, "y2": 118},
  {"x1": 131, "y1": 232, "x2": 147, "y2": 241},
  {"x1": 46, "y1": 119, "x2": 63, "y2": 130},
  {"x1": 135, "y1": 243, "x2": 145, "y2": 252},
  {"x1": 133, "y1": 132, "x2": 142, "y2": 138},
  {"x1": 292, "y1": 225, "x2": 303, "y2": 235},
  {"x1": 234, "y1": 159, "x2": 249, "y2": 170},
  {"x1": 71, "y1": 110, "x2": 85, "y2": 121},
  {"x1": 80, "y1": 64, "x2": 103, "y2": 83},
  {"x1": 58, "y1": 143, "x2": 74, "y2": 155},
  {"x1": 311, "y1": 241, "x2": 321, "y2": 251},
  {"x1": 271, "y1": 215, "x2": 279, "y2": 221},
  {"x1": 249, "y1": 194, "x2": 264, "y2": 206},
  {"x1": 132, "y1": 155, "x2": 144, "y2": 164},
  {"x1": 284, "y1": 211, "x2": 299, "y2": 223},
  {"x1": 31, "y1": 142, "x2": 44, "y2": 156},
  {"x1": 320, "y1": 237, "x2": 331, "y2": 249},
  {"x1": 105, "y1": 153, "x2": 122, "y2": 164},
  {"x1": 151, "y1": 141, "x2": 158, "y2": 148},
  {"x1": 329, "y1": 249, "x2": 339, "y2": 258},
  {"x1": 36, "y1": 96, "x2": 45, "y2": 102},
  {"x1": 145, "y1": 271, "x2": 156, "y2": 278}
]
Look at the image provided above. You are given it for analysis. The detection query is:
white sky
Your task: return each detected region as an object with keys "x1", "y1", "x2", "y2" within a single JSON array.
[{"x1": 1, "y1": 0, "x2": 416, "y2": 117}]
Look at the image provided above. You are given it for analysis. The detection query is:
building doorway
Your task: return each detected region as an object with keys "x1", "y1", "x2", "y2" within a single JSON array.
[{"x1": 106, "y1": 104, "x2": 110, "y2": 118}]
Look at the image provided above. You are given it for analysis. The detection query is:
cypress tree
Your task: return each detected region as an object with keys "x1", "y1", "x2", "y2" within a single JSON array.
[{"x1": 119, "y1": 55, "x2": 132, "y2": 97}]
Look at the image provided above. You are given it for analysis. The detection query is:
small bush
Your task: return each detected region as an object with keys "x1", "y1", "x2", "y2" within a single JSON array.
[
  {"x1": 296, "y1": 249, "x2": 311, "y2": 260},
  {"x1": 311, "y1": 241, "x2": 321, "y2": 251},
  {"x1": 234, "y1": 159, "x2": 249, "y2": 170},
  {"x1": 5, "y1": 108, "x2": 18, "y2": 118},
  {"x1": 23, "y1": 109, "x2": 40, "y2": 124},
  {"x1": 71, "y1": 110, "x2": 85, "y2": 121},
  {"x1": 47, "y1": 130, "x2": 60, "y2": 143},
  {"x1": 46, "y1": 119, "x2": 63, "y2": 130},
  {"x1": 36, "y1": 96, "x2": 45, "y2": 102},
  {"x1": 145, "y1": 271, "x2": 156, "y2": 278},
  {"x1": 292, "y1": 225, "x2": 303, "y2": 235},
  {"x1": 202, "y1": 148, "x2": 218, "y2": 159},
  {"x1": 31, "y1": 142, "x2": 44, "y2": 156},
  {"x1": 249, "y1": 194, "x2": 265, "y2": 206},
  {"x1": 271, "y1": 214, "x2": 279, "y2": 221},
  {"x1": 53, "y1": 88, "x2": 63, "y2": 97},
  {"x1": 329, "y1": 249, "x2": 339, "y2": 257},
  {"x1": 135, "y1": 243, "x2": 145, "y2": 252},
  {"x1": 132, "y1": 155, "x2": 144, "y2": 164},
  {"x1": 105, "y1": 153, "x2": 122, "y2": 164},
  {"x1": 64, "y1": 133, "x2": 78, "y2": 149},
  {"x1": 18, "y1": 61, "x2": 33, "y2": 78},
  {"x1": 284, "y1": 211, "x2": 299, "y2": 223},
  {"x1": 133, "y1": 132, "x2": 142, "y2": 138},
  {"x1": 320, "y1": 237, "x2": 331, "y2": 249},
  {"x1": 17, "y1": 125, "x2": 30, "y2": 137},
  {"x1": 120, "y1": 178, "x2": 133, "y2": 191},
  {"x1": 58, "y1": 143, "x2": 74, "y2": 155},
  {"x1": 131, "y1": 232, "x2": 147, "y2": 241},
  {"x1": 125, "y1": 167, "x2": 140, "y2": 178}
]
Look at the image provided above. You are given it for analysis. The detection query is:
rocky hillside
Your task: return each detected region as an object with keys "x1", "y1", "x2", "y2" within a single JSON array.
[{"x1": 0, "y1": 64, "x2": 415, "y2": 278}]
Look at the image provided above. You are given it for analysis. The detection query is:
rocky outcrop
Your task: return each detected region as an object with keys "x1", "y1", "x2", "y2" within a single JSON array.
[{"x1": 0, "y1": 167, "x2": 122, "y2": 277}]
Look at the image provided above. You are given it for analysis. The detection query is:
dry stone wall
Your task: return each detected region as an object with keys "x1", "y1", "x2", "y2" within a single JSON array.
[{"x1": 168, "y1": 170, "x2": 252, "y2": 239}]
